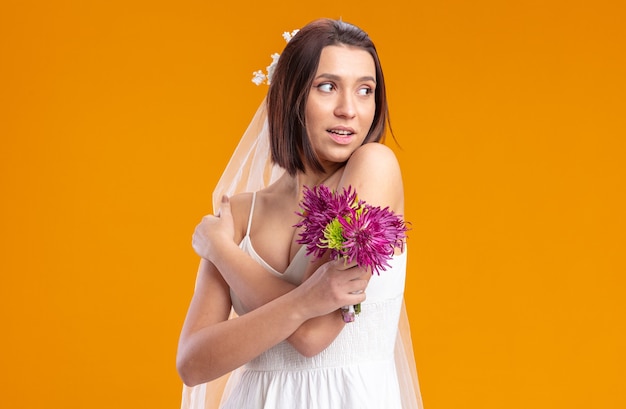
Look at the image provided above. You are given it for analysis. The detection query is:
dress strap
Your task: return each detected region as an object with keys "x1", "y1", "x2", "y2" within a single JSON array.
[{"x1": 245, "y1": 192, "x2": 256, "y2": 237}]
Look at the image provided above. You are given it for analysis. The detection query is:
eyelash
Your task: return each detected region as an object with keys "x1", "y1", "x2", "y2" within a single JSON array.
[{"x1": 317, "y1": 83, "x2": 335, "y2": 92}]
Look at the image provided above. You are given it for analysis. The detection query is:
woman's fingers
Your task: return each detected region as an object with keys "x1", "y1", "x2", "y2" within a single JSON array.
[
  {"x1": 329, "y1": 258, "x2": 358, "y2": 271},
  {"x1": 191, "y1": 196, "x2": 238, "y2": 261}
]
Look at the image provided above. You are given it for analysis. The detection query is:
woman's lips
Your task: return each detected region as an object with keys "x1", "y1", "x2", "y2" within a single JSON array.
[{"x1": 327, "y1": 128, "x2": 355, "y2": 145}]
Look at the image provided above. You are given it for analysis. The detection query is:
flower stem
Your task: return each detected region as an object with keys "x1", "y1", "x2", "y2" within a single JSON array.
[{"x1": 341, "y1": 305, "x2": 357, "y2": 323}]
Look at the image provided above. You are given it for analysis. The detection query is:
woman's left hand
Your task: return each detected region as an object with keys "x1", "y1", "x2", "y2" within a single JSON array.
[{"x1": 192, "y1": 195, "x2": 235, "y2": 261}]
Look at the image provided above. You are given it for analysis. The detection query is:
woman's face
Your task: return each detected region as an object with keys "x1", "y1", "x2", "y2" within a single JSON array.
[{"x1": 305, "y1": 45, "x2": 376, "y2": 171}]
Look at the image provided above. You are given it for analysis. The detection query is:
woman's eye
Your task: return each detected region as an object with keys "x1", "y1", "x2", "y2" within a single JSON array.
[
  {"x1": 317, "y1": 83, "x2": 334, "y2": 92},
  {"x1": 357, "y1": 87, "x2": 373, "y2": 96}
]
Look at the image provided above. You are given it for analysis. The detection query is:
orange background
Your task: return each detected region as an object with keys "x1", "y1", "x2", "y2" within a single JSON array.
[{"x1": 1, "y1": 1, "x2": 624, "y2": 408}]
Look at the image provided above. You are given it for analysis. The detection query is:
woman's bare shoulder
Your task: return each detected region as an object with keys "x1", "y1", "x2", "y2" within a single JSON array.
[
  {"x1": 348, "y1": 142, "x2": 400, "y2": 170},
  {"x1": 340, "y1": 143, "x2": 404, "y2": 212}
]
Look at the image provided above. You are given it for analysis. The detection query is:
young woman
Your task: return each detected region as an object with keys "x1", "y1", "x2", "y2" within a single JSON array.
[{"x1": 177, "y1": 18, "x2": 422, "y2": 409}]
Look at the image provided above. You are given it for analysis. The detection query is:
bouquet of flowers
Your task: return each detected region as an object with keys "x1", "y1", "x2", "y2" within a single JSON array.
[{"x1": 294, "y1": 185, "x2": 409, "y2": 322}]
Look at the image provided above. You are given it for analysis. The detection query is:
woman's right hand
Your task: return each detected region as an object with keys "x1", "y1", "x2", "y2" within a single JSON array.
[
  {"x1": 294, "y1": 259, "x2": 371, "y2": 320},
  {"x1": 191, "y1": 195, "x2": 235, "y2": 261}
]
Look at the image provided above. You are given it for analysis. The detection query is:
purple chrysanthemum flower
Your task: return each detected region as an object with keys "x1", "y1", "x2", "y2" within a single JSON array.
[
  {"x1": 294, "y1": 185, "x2": 361, "y2": 259},
  {"x1": 338, "y1": 205, "x2": 408, "y2": 275}
]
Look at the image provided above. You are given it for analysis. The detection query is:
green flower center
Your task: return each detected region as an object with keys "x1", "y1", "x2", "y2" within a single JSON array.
[{"x1": 321, "y1": 218, "x2": 346, "y2": 251}]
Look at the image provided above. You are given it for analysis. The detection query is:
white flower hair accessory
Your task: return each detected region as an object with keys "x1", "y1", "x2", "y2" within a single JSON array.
[{"x1": 252, "y1": 29, "x2": 299, "y2": 86}]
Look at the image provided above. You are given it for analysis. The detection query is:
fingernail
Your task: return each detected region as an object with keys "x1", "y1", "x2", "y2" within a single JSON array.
[{"x1": 222, "y1": 195, "x2": 228, "y2": 203}]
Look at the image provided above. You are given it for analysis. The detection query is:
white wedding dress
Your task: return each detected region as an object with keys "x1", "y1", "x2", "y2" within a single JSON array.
[
  {"x1": 218, "y1": 192, "x2": 406, "y2": 408},
  {"x1": 180, "y1": 191, "x2": 422, "y2": 408}
]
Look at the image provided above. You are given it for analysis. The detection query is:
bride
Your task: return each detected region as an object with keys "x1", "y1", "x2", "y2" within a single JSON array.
[{"x1": 177, "y1": 18, "x2": 423, "y2": 409}]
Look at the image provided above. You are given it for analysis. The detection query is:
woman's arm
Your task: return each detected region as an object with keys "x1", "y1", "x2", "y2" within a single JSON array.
[
  {"x1": 176, "y1": 256, "x2": 368, "y2": 386},
  {"x1": 192, "y1": 199, "x2": 365, "y2": 357},
  {"x1": 208, "y1": 230, "x2": 356, "y2": 357}
]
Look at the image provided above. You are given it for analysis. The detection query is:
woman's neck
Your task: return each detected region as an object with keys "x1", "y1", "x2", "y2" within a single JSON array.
[
  {"x1": 295, "y1": 165, "x2": 344, "y2": 194},
  {"x1": 269, "y1": 164, "x2": 345, "y2": 203}
]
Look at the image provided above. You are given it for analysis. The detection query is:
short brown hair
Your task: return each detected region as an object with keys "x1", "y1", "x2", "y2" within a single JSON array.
[{"x1": 267, "y1": 18, "x2": 390, "y2": 176}]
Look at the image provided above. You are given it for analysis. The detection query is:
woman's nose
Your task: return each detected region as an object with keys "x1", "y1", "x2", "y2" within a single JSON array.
[{"x1": 334, "y1": 93, "x2": 357, "y2": 119}]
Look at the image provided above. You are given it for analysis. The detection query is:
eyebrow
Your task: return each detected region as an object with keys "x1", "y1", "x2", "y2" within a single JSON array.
[{"x1": 315, "y1": 73, "x2": 377, "y2": 83}]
